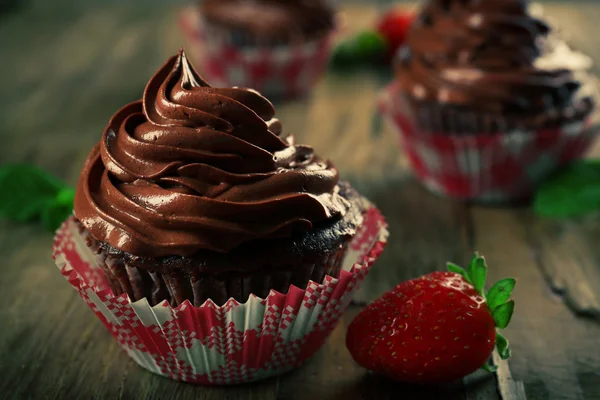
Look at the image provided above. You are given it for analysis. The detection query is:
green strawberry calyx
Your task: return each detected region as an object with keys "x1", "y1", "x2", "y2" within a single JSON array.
[{"x1": 447, "y1": 253, "x2": 516, "y2": 373}]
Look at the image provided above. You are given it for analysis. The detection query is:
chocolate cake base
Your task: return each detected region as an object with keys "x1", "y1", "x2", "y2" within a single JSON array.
[{"x1": 79, "y1": 183, "x2": 364, "y2": 307}]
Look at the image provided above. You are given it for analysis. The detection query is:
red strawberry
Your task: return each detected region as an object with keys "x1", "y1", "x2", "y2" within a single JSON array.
[
  {"x1": 376, "y1": 9, "x2": 415, "y2": 60},
  {"x1": 346, "y1": 254, "x2": 515, "y2": 383}
]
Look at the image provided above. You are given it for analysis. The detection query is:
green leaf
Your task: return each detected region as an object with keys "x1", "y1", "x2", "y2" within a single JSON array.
[
  {"x1": 8, "y1": 197, "x2": 52, "y2": 222},
  {"x1": 492, "y1": 300, "x2": 515, "y2": 329},
  {"x1": 447, "y1": 262, "x2": 470, "y2": 282},
  {"x1": 468, "y1": 254, "x2": 487, "y2": 295},
  {"x1": 331, "y1": 30, "x2": 387, "y2": 67},
  {"x1": 534, "y1": 160, "x2": 600, "y2": 218},
  {"x1": 0, "y1": 164, "x2": 74, "y2": 231},
  {"x1": 487, "y1": 278, "x2": 517, "y2": 311},
  {"x1": 496, "y1": 332, "x2": 511, "y2": 360},
  {"x1": 41, "y1": 193, "x2": 75, "y2": 232},
  {"x1": 331, "y1": 41, "x2": 357, "y2": 65},
  {"x1": 481, "y1": 362, "x2": 498, "y2": 373},
  {"x1": 354, "y1": 31, "x2": 388, "y2": 59},
  {"x1": 0, "y1": 164, "x2": 65, "y2": 222},
  {"x1": 55, "y1": 187, "x2": 76, "y2": 208},
  {"x1": 41, "y1": 204, "x2": 72, "y2": 232}
]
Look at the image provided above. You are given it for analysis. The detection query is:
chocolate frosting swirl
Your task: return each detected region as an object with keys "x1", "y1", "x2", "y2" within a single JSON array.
[
  {"x1": 74, "y1": 50, "x2": 349, "y2": 257},
  {"x1": 397, "y1": 0, "x2": 594, "y2": 127},
  {"x1": 200, "y1": 0, "x2": 335, "y2": 43}
]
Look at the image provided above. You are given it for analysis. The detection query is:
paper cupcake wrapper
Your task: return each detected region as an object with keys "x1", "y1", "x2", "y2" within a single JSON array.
[
  {"x1": 379, "y1": 82, "x2": 600, "y2": 202},
  {"x1": 52, "y1": 200, "x2": 388, "y2": 385},
  {"x1": 179, "y1": 7, "x2": 333, "y2": 99},
  {"x1": 88, "y1": 226, "x2": 350, "y2": 308}
]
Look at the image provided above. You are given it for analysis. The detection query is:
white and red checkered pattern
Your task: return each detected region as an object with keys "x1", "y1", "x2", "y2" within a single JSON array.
[
  {"x1": 379, "y1": 83, "x2": 600, "y2": 202},
  {"x1": 179, "y1": 7, "x2": 333, "y2": 99},
  {"x1": 52, "y1": 200, "x2": 388, "y2": 385}
]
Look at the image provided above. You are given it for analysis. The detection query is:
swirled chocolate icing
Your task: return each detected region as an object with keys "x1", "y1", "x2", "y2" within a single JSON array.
[
  {"x1": 74, "y1": 50, "x2": 350, "y2": 257},
  {"x1": 200, "y1": 0, "x2": 335, "y2": 43},
  {"x1": 397, "y1": 0, "x2": 594, "y2": 128}
]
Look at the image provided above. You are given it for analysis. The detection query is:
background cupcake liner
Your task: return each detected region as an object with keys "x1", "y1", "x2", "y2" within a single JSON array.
[
  {"x1": 179, "y1": 7, "x2": 333, "y2": 99},
  {"x1": 52, "y1": 200, "x2": 388, "y2": 385},
  {"x1": 379, "y1": 82, "x2": 600, "y2": 202}
]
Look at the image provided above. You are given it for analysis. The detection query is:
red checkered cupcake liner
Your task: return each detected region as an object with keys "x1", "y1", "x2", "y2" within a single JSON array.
[
  {"x1": 52, "y1": 199, "x2": 388, "y2": 385},
  {"x1": 179, "y1": 7, "x2": 333, "y2": 99},
  {"x1": 379, "y1": 83, "x2": 600, "y2": 202}
]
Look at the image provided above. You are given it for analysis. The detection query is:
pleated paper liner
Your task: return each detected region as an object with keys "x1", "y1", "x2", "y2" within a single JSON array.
[
  {"x1": 52, "y1": 200, "x2": 388, "y2": 385},
  {"x1": 84, "y1": 223, "x2": 351, "y2": 308},
  {"x1": 379, "y1": 82, "x2": 600, "y2": 203},
  {"x1": 178, "y1": 6, "x2": 334, "y2": 99}
]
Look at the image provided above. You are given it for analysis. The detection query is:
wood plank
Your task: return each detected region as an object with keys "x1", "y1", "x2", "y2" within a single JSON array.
[
  {"x1": 518, "y1": 2, "x2": 600, "y2": 321},
  {"x1": 492, "y1": 352, "x2": 527, "y2": 400},
  {"x1": 528, "y1": 218, "x2": 600, "y2": 318},
  {"x1": 468, "y1": 208, "x2": 600, "y2": 400},
  {"x1": 0, "y1": 1, "x2": 599, "y2": 400}
]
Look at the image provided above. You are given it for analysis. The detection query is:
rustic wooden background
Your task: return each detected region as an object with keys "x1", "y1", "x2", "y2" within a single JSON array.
[{"x1": 1, "y1": 1, "x2": 600, "y2": 399}]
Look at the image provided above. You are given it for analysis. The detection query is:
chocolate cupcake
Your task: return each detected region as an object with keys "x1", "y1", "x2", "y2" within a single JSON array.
[
  {"x1": 56, "y1": 50, "x2": 387, "y2": 384},
  {"x1": 74, "y1": 50, "x2": 364, "y2": 307},
  {"x1": 199, "y1": 0, "x2": 335, "y2": 46},
  {"x1": 179, "y1": 0, "x2": 336, "y2": 98},
  {"x1": 380, "y1": 0, "x2": 599, "y2": 202}
]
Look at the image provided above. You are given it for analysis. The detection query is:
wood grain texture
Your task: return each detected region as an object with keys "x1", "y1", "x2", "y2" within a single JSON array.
[
  {"x1": 1, "y1": 2, "x2": 600, "y2": 400},
  {"x1": 492, "y1": 352, "x2": 527, "y2": 400},
  {"x1": 468, "y1": 209, "x2": 600, "y2": 400},
  {"x1": 522, "y1": 2, "x2": 600, "y2": 321}
]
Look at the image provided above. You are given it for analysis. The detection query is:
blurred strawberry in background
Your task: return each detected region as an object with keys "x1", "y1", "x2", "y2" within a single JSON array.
[
  {"x1": 376, "y1": 8, "x2": 414, "y2": 61},
  {"x1": 331, "y1": 7, "x2": 414, "y2": 68}
]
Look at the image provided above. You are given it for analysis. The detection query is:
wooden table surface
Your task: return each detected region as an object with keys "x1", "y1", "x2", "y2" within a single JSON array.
[{"x1": 2, "y1": 1, "x2": 600, "y2": 399}]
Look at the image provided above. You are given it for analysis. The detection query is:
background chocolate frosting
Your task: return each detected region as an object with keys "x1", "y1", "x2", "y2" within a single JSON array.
[
  {"x1": 199, "y1": 0, "x2": 335, "y2": 43},
  {"x1": 74, "y1": 50, "x2": 350, "y2": 257},
  {"x1": 397, "y1": 0, "x2": 594, "y2": 128}
]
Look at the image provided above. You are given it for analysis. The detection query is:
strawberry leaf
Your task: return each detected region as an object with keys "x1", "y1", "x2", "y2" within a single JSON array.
[
  {"x1": 468, "y1": 253, "x2": 487, "y2": 295},
  {"x1": 487, "y1": 278, "x2": 516, "y2": 311},
  {"x1": 482, "y1": 361, "x2": 498, "y2": 373},
  {"x1": 447, "y1": 262, "x2": 470, "y2": 282},
  {"x1": 496, "y1": 332, "x2": 511, "y2": 360},
  {"x1": 492, "y1": 300, "x2": 515, "y2": 329}
]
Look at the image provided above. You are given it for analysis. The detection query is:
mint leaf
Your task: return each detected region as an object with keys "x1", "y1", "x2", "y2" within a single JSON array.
[
  {"x1": 41, "y1": 202, "x2": 73, "y2": 232},
  {"x1": 534, "y1": 160, "x2": 600, "y2": 218},
  {"x1": 487, "y1": 278, "x2": 516, "y2": 311},
  {"x1": 492, "y1": 300, "x2": 515, "y2": 329},
  {"x1": 8, "y1": 197, "x2": 51, "y2": 222},
  {"x1": 0, "y1": 165, "x2": 65, "y2": 222},
  {"x1": 0, "y1": 164, "x2": 74, "y2": 231},
  {"x1": 447, "y1": 262, "x2": 470, "y2": 281},
  {"x1": 496, "y1": 332, "x2": 511, "y2": 360},
  {"x1": 41, "y1": 188, "x2": 75, "y2": 231},
  {"x1": 468, "y1": 254, "x2": 487, "y2": 295},
  {"x1": 55, "y1": 187, "x2": 76, "y2": 207}
]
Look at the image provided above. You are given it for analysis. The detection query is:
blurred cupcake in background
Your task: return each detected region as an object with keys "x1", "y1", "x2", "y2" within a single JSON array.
[
  {"x1": 179, "y1": 0, "x2": 336, "y2": 99},
  {"x1": 379, "y1": 0, "x2": 599, "y2": 203}
]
